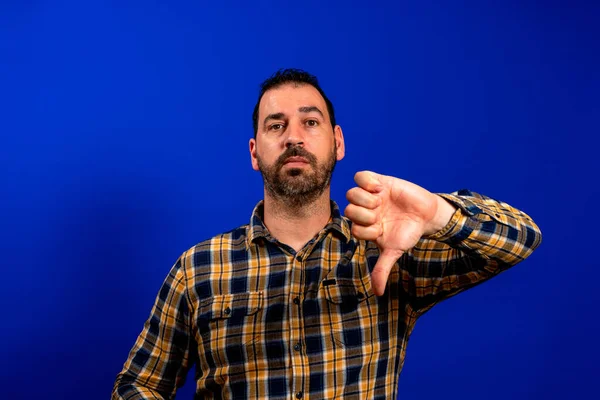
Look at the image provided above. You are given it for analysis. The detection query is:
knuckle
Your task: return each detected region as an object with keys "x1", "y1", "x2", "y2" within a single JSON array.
[
  {"x1": 346, "y1": 187, "x2": 359, "y2": 202},
  {"x1": 344, "y1": 204, "x2": 353, "y2": 215},
  {"x1": 364, "y1": 212, "x2": 376, "y2": 224}
]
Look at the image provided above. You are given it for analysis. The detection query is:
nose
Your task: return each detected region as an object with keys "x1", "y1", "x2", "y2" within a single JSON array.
[{"x1": 284, "y1": 124, "x2": 305, "y2": 148}]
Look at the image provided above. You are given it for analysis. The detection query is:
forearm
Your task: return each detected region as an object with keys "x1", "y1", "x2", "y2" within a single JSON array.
[
  {"x1": 112, "y1": 373, "x2": 167, "y2": 400},
  {"x1": 112, "y1": 256, "x2": 195, "y2": 400},
  {"x1": 400, "y1": 190, "x2": 542, "y2": 310},
  {"x1": 430, "y1": 190, "x2": 542, "y2": 265}
]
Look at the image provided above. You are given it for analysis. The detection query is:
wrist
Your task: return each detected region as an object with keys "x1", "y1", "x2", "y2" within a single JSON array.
[{"x1": 424, "y1": 195, "x2": 457, "y2": 236}]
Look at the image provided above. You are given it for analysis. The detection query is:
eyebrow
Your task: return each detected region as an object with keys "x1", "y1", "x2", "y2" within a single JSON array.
[
  {"x1": 262, "y1": 107, "x2": 325, "y2": 129},
  {"x1": 263, "y1": 113, "x2": 285, "y2": 128},
  {"x1": 298, "y1": 106, "x2": 324, "y2": 118}
]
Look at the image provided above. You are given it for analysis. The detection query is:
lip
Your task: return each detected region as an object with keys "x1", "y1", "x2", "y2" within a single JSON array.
[{"x1": 283, "y1": 156, "x2": 309, "y2": 165}]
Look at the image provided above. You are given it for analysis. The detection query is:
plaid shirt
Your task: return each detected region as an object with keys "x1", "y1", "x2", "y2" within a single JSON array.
[{"x1": 113, "y1": 190, "x2": 541, "y2": 400}]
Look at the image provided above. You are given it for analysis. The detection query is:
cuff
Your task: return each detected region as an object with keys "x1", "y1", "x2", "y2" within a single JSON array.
[
  {"x1": 425, "y1": 193, "x2": 505, "y2": 243},
  {"x1": 425, "y1": 202, "x2": 465, "y2": 241}
]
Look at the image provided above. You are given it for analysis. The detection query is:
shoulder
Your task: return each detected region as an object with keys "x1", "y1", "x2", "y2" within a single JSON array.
[
  {"x1": 179, "y1": 224, "x2": 250, "y2": 269},
  {"x1": 182, "y1": 224, "x2": 250, "y2": 260},
  {"x1": 177, "y1": 224, "x2": 251, "y2": 301}
]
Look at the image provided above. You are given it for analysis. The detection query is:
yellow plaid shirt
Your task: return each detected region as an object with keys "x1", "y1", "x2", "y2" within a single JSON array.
[{"x1": 113, "y1": 190, "x2": 541, "y2": 399}]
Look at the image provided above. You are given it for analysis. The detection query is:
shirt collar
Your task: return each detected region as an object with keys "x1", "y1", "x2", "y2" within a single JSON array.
[{"x1": 246, "y1": 200, "x2": 352, "y2": 249}]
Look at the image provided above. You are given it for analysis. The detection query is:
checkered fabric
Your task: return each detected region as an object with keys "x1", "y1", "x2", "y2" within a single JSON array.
[{"x1": 113, "y1": 190, "x2": 542, "y2": 399}]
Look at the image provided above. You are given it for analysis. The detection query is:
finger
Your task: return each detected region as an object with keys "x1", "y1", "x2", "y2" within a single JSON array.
[
  {"x1": 354, "y1": 171, "x2": 384, "y2": 193},
  {"x1": 371, "y1": 249, "x2": 404, "y2": 296},
  {"x1": 351, "y1": 223, "x2": 382, "y2": 241},
  {"x1": 346, "y1": 187, "x2": 381, "y2": 209},
  {"x1": 344, "y1": 203, "x2": 378, "y2": 226}
]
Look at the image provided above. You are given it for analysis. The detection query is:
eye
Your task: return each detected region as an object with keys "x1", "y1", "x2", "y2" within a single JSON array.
[
  {"x1": 269, "y1": 123, "x2": 285, "y2": 131},
  {"x1": 305, "y1": 120, "x2": 318, "y2": 127}
]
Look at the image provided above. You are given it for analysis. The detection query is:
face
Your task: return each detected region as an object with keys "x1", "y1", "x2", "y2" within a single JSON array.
[{"x1": 249, "y1": 83, "x2": 345, "y2": 206}]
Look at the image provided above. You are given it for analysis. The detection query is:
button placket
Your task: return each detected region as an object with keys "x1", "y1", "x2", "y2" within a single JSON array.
[{"x1": 289, "y1": 252, "x2": 307, "y2": 400}]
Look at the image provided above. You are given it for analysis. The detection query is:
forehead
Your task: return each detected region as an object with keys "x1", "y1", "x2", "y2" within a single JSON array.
[{"x1": 258, "y1": 83, "x2": 329, "y2": 120}]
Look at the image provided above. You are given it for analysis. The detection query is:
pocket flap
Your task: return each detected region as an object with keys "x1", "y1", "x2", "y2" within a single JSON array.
[
  {"x1": 324, "y1": 275, "x2": 373, "y2": 305},
  {"x1": 202, "y1": 291, "x2": 263, "y2": 319}
]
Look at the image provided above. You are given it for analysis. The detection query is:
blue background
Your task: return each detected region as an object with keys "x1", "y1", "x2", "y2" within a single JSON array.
[{"x1": 1, "y1": 1, "x2": 598, "y2": 399}]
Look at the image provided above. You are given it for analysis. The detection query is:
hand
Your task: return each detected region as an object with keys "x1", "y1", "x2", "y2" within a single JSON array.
[{"x1": 345, "y1": 171, "x2": 456, "y2": 296}]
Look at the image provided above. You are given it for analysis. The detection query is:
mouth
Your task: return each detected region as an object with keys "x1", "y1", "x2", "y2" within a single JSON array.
[{"x1": 283, "y1": 156, "x2": 310, "y2": 166}]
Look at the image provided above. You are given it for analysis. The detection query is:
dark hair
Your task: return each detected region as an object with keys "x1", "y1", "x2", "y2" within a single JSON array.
[{"x1": 252, "y1": 68, "x2": 336, "y2": 138}]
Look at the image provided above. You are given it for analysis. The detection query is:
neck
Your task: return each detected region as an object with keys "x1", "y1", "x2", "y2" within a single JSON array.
[{"x1": 262, "y1": 189, "x2": 332, "y2": 252}]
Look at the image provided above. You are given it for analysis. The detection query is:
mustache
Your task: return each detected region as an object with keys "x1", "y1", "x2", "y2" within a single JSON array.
[{"x1": 275, "y1": 146, "x2": 317, "y2": 168}]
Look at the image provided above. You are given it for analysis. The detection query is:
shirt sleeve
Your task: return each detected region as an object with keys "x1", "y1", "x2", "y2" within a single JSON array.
[
  {"x1": 112, "y1": 255, "x2": 198, "y2": 400},
  {"x1": 398, "y1": 189, "x2": 542, "y2": 314}
]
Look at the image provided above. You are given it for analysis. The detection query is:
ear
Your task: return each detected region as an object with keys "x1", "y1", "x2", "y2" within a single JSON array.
[
  {"x1": 334, "y1": 125, "x2": 345, "y2": 161},
  {"x1": 249, "y1": 138, "x2": 260, "y2": 171}
]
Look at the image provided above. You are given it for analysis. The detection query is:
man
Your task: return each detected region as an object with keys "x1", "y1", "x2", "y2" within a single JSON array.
[{"x1": 112, "y1": 69, "x2": 542, "y2": 399}]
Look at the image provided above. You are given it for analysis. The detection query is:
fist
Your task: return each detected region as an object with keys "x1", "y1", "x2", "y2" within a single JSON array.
[{"x1": 345, "y1": 171, "x2": 454, "y2": 295}]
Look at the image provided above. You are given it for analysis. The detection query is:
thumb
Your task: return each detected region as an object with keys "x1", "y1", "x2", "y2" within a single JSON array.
[{"x1": 371, "y1": 249, "x2": 403, "y2": 296}]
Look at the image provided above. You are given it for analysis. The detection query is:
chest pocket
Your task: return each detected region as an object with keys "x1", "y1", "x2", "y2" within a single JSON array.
[
  {"x1": 198, "y1": 291, "x2": 263, "y2": 366},
  {"x1": 323, "y1": 274, "x2": 379, "y2": 348}
]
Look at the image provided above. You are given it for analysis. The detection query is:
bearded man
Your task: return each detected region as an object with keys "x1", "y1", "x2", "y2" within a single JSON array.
[{"x1": 113, "y1": 69, "x2": 542, "y2": 400}]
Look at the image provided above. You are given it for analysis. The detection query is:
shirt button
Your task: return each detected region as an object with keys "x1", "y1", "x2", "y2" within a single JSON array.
[
  {"x1": 296, "y1": 255, "x2": 302, "y2": 262},
  {"x1": 293, "y1": 297, "x2": 300, "y2": 305},
  {"x1": 294, "y1": 342, "x2": 301, "y2": 351},
  {"x1": 295, "y1": 391, "x2": 303, "y2": 399},
  {"x1": 223, "y1": 307, "x2": 231, "y2": 315}
]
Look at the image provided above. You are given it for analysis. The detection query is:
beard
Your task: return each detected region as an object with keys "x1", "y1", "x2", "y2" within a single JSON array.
[{"x1": 257, "y1": 144, "x2": 337, "y2": 208}]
